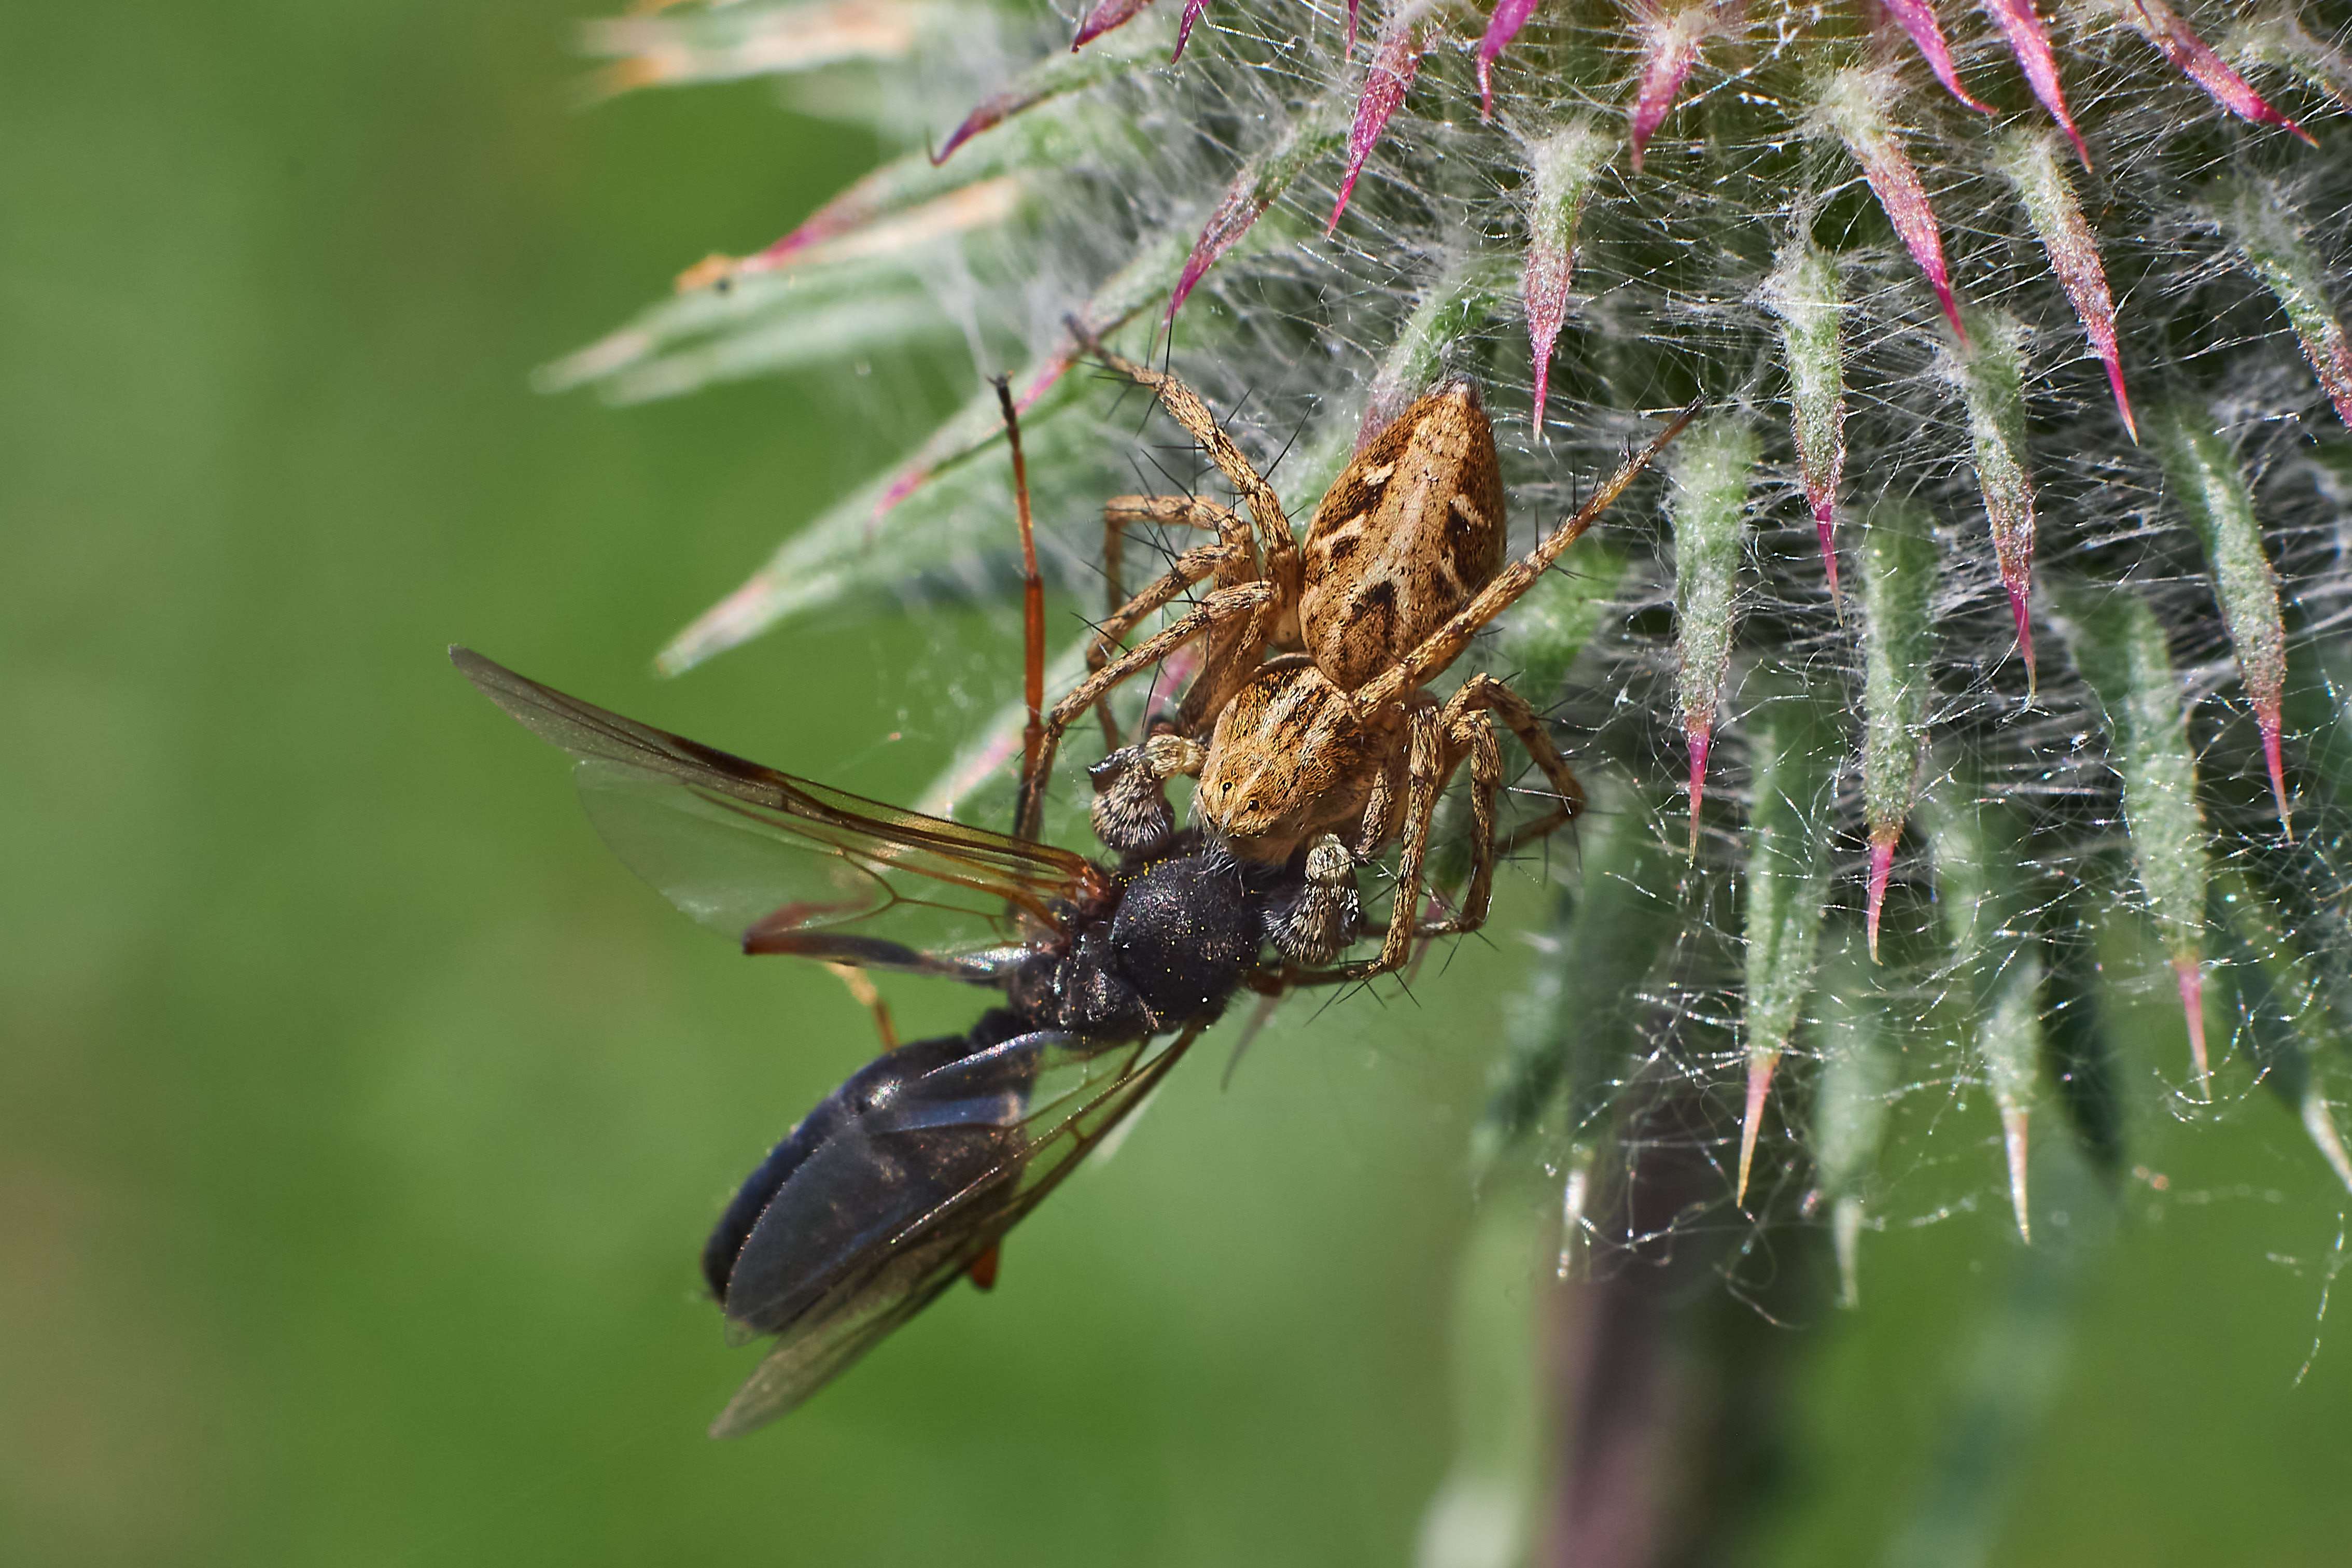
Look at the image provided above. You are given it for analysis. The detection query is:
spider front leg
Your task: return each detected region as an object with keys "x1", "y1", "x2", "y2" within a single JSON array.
[
  {"x1": 1014, "y1": 579, "x2": 1277, "y2": 843},
  {"x1": 1069, "y1": 325, "x2": 1301, "y2": 613},
  {"x1": 1090, "y1": 494, "x2": 1253, "y2": 748},
  {"x1": 1100, "y1": 493, "x2": 1245, "y2": 618}
]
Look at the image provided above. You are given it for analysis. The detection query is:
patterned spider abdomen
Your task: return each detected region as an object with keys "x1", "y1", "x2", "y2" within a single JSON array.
[{"x1": 1298, "y1": 380, "x2": 1506, "y2": 692}]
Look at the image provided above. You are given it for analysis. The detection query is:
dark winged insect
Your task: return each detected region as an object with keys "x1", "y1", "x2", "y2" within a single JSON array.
[
  {"x1": 452, "y1": 648, "x2": 1316, "y2": 1435},
  {"x1": 450, "y1": 357, "x2": 1688, "y2": 1435}
]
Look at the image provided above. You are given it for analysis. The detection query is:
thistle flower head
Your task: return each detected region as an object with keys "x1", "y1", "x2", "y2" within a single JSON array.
[{"x1": 561, "y1": 0, "x2": 2352, "y2": 1285}]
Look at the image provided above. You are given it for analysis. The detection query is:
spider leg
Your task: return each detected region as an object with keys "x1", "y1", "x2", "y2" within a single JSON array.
[
  {"x1": 1066, "y1": 320, "x2": 1302, "y2": 615},
  {"x1": 1446, "y1": 673, "x2": 1587, "y2": 857},
  {"x1": 1097, "y1": 501, "x2": 1125, "y2": 751},
  {"x1": 1415, "y1": 705, "x2": 1503, "y2": 939},
  {"x1": 1379, "y1": 705, "x2": 1457, "y2": 973},
  {"x1": 1091, "y1": 495, "x2": 1253, "y2": 747},
  {"x1": 1355, "y1": 738, "x2": 1404, "y2": 858},
  {"x1": 1015, "y1": 580, "x2": 1278, "y2": 842},
  {"x1": 1101, "y1": 494, "x2": 1244, "y2": 538}
]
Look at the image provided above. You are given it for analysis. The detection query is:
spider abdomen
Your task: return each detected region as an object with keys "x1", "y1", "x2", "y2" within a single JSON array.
[{"x1": 1299, "y1": 380, "x2": 1506, "y2": 692}]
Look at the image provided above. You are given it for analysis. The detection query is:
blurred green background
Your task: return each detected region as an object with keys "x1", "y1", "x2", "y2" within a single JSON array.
[{"x1": 5, "y1": 3, "x2": 2350, "y2": 1564}]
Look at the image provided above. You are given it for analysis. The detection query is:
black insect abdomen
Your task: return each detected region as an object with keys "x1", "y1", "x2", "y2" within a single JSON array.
[{"x1": 700, "y1": 1031, "x2": 977, "y2": 1303}]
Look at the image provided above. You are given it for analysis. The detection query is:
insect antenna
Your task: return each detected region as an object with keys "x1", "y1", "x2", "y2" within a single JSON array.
[{"x1": 992, "y1": 376, "x2": 1045, "y2": 809}]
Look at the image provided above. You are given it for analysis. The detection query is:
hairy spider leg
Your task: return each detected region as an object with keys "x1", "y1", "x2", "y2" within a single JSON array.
[
  {"x1": 1450, "y1": 673, "x2": 1589, "y2": 859},
  {"x1": 1014, "y1": 581, "x2": 1280, "y2": 842},
  {"x1": 1426, "y1": 703, "x2": 1504, "y2": 938},
  {"x1": 1067, "y1": 320, "x2": 1303, "y2": 678},
  {"x1": 1093, "y1": 494, "x2": 1249, "y2": 747}
]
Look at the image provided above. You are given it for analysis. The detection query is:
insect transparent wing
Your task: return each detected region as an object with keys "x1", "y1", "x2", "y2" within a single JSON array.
[
  {"x1": 707, "y1": 1027, "x2": 1201, "y2": 1437},
  {"x1": 453, "y1": 648, "x2": 1094, "y2": 956},
  {"x1": 576, "y1": 759, "x2": 895, "y2": 940}
]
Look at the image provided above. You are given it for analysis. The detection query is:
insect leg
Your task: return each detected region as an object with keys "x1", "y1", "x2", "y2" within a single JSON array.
[
  {"x1": 993, "y1": 378, "x2": 1047, "y2": 792},
  {"x1": 823, "y1": 961, "x2": 899, "y2": 1051},
  {"x1": 967, "y1": 1241, "x2": 1001, "y2": 1292}
]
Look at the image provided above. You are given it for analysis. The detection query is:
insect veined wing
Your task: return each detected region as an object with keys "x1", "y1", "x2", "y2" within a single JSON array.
[
  {"x1": 452, "y1": 648, "x2": 1097, "y2": 959},
  {"x1": 707, "y1": 1025, "x2": 1202, "y2": 1437},
  {"x1": 577, "y1": 763, "x2": 1047, "y2": 972}
]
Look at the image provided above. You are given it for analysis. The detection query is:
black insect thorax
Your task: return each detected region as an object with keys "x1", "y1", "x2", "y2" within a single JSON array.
[{"x1": 1004, "y1": 830, "x2": 1290, "y2": 1037}]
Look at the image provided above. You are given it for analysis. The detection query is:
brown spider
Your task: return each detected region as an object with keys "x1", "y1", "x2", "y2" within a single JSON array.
[{"x1": 1015, "y1": 338, "x2": 1693, "y2": 983}]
